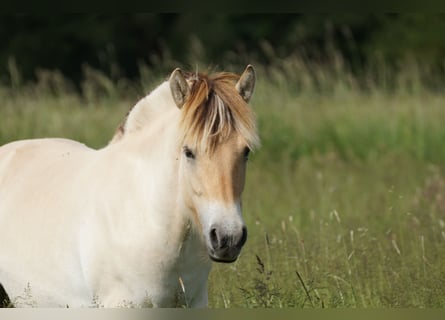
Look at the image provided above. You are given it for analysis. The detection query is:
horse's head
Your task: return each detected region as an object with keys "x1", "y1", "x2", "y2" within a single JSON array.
[{"x1": 170, "y1": 65, "x2": 260, "y2": 263}]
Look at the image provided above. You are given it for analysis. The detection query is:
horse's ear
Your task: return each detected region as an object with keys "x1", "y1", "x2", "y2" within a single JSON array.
[
  {"x1": 169, "y1": 68, "x2": 190, "y2": 109},
  {"x1": 236, "y1": 64, "x2": 256, "y2": 103}
]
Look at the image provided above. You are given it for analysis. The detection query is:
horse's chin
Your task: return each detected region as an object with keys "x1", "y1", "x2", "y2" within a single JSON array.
[{"x1": 209, "y1": 255, "x2": 238, "y2": 264}]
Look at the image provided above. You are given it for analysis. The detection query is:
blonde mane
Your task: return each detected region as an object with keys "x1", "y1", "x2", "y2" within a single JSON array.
[
  {"x1": 180, "y1": 71, "x2": 260, "y2": 153},
  {"x1": 111, "y1": 71, "x2": 260, "y2": 153}
]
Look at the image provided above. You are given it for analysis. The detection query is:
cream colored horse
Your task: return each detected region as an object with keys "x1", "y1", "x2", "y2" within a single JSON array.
[{"x1": 0, "y1": 65, "x2": 259, "y2": 307}]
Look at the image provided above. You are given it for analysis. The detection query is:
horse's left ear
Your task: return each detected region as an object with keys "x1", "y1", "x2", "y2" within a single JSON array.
[
  {"x1": 169, "y1": 68, "x2": 190, "y2": 109},
  {"x1": 236, "y1": 64, "x2": 256, "y2": 103}
]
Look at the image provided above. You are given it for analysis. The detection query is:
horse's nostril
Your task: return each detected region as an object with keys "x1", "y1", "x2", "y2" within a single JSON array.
[
  {"x1": 210, "y1": 227, "x2": 218, "y2": 249},
  {"x1": 209, "y1": 225, "x2": 247, "y2": 252},
  {"x1": 238, "y1": 226, "x2": 248, "y2": 248},
  {"x1": 210, "y1": 226, "x2": 231, "y2": 250}
]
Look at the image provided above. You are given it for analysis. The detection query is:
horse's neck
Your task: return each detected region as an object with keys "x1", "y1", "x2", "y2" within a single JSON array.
[
  {"x1": 99, "y1": 79, "x2": 212, "y2": 265},
  {"x1": 98, "y1": 109, "x2": 193, "y2": 250},
  {"x1": 122, "y1": 82, "x2": 174, "y2": 137}
]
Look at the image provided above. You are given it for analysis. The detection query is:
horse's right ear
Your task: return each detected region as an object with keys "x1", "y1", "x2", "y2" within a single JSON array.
[
  {"x1": 236, "y1": 64, "x2": 256, "y2": 103},
  {"x1": 169, "y1": 68, "x2": 190, "y2": 109}
]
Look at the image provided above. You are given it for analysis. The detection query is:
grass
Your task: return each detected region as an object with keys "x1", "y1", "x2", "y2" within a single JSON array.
[
  {"x1": 208, "y1": 64, "x2": 445, "y2": 307},
  {"x1": 1, "y1": 57, "x2": 445, "y2": 308}
]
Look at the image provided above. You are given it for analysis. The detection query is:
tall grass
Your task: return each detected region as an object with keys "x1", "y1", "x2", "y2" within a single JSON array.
[
  {"x1": 208, "y1": 56, "x2": 445, "y2": 308},
  {"x1": 1, "y1": 52, "x2": 445, "y2": 307}
]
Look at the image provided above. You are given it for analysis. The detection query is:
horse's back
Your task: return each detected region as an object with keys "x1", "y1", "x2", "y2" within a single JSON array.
[
  {"x1": 0, "y1": 136, "x2": 96, "y2": 225},
  {"x1": 0, "y1": 138, "x2": 95, "y2": 306},
  {"x1": 0, "y1": 137, "x2": 90, "y2": 167},
  {"x1": 0, "y1": 138, "x2": 93, "y2": 210}
]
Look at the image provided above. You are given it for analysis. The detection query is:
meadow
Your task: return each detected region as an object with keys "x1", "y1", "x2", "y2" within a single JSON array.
[{"x1": 1, "y1": 56, "x2": 445, "y2": 308}]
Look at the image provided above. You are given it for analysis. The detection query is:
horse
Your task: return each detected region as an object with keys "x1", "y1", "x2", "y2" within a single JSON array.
[{"x1": 0, "y1": 65, "x2": 260, "y2": 307}]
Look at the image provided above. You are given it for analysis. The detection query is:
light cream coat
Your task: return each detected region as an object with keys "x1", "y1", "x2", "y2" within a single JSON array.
[{"x1": 0, "y1": 66, "x2": 259, "y2": 307}]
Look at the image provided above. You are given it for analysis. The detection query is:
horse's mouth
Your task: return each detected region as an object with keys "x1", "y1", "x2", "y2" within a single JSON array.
[
  {"x1": 208, "y1": 247, "x2": 241, "y2": 263},
  {"x1": 209, "y1": 255, "x2": 238, "y2": 263}
]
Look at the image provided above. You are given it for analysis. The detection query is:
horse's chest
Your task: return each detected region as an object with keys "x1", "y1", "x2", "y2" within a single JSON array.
[{"x1": 159, "y1": 266, "x2": 210, "y2": 307}]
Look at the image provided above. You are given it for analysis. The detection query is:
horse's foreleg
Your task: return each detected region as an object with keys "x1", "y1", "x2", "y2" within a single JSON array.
[{"x1": 0, "y1": 282, "x2": 13, "y2": 308}]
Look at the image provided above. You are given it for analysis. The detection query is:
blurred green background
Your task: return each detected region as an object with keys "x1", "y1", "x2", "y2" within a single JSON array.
[
  {"x1": 1, "y1": 13, "x2": 444, "y2": 87},
  {"x1": 2, "y1": 14, "x2": 445, "y2": 307}
]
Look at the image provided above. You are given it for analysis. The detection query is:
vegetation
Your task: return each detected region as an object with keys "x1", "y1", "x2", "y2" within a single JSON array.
[
  {"x1": 208, "y1": 58, "x2": 445, "y2": 307},
  {"x1": 1, "y1": 50, "x2": 445, "y2": 307},
  {"x1": 2, "y1": 14, "x2": 445, "y2": 86}
]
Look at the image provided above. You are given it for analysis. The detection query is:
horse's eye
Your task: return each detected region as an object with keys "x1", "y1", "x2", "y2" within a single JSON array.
[
  {"x1": 183, "y1": 146, "x2": 195, "y2": 159},
  {"x1": 243, "y1": 147, "x2": 250, "y2": 161}
]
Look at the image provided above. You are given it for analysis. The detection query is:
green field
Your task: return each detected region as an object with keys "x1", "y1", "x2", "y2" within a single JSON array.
[{"x1": 1, "y1": 61, "x2": 445, "y2": 308}]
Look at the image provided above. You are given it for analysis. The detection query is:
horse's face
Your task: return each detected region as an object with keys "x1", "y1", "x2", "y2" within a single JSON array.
[
  {"x1": 171, "y1": 65, "x2": 257, "y2": 263},
  {"x1": 181, "y1": 133, "x2": 250, "y2": 263}
]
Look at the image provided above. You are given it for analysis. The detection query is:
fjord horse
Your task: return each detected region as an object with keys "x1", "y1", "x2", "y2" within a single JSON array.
[{"x1": 0, "y1": 65, "x2": 259, "y2": 307}]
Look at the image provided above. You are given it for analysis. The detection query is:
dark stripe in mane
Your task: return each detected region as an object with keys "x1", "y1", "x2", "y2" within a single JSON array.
[{"x1": 109, "y1": 105, "x2": 134, "y2": 144}]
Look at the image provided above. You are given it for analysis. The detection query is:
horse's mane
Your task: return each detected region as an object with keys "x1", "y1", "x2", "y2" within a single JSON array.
[
  {"x1": 180, "y1": 71, "x2": 259, "y2": 153},
  {"x1": 110, "y1": 70, "x2": 260, "y2": 154}
]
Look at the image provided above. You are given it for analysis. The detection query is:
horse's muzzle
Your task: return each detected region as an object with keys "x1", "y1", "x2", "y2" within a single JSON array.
[{"x1": 208, "y1": 225, "x2": 247, "y2": 263}]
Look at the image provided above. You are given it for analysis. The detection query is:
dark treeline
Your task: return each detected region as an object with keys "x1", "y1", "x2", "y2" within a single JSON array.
[{"x1": 1, "y1": 13, "x2": 445, "y2": 85}]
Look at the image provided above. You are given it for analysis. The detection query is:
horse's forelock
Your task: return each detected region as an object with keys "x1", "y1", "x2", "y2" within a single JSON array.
[
  {"x1": 179, "y1": 72, "x2": 259, "y2": 154},
  {"x1": 109, "y1": 70, "x2": 260, "y2": 151}
]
